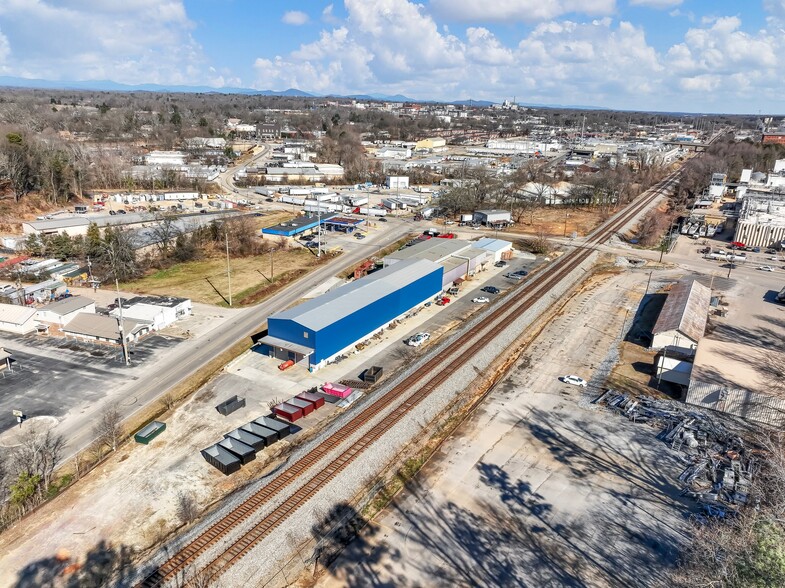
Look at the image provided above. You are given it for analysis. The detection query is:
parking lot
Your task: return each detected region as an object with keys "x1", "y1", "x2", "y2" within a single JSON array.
[{"x1": 0, "y1": 334, "x2": 180, "y2": 446}]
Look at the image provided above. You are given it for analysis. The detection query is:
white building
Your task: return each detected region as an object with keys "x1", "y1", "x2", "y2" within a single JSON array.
[
  {"x1": 708, "y1": 173, "x2": 727, "y2": 199},
  {"x1": 145, "y1": 151, "x2": 187, "y2": 167},
  {"x1": 386, "y1": 176, "x2": 410, "y2": 190},
  {"x1": 473, "y1": 209, "x2": 512, "y2": 227},
  {"x1": 37, "y1": 296, "x2": 95, "y2": 327},
  {"x1": 471, "y1": 238, "x2": 513, "y2": 263},
  {"x1": 0, "y1": 303, "x2": 38, "y2": 334}
]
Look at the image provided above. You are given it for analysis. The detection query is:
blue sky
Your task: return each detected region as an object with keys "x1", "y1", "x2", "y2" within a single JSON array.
[{"x1": 0, "y1": 1, "x2": 784, "y2": 113}]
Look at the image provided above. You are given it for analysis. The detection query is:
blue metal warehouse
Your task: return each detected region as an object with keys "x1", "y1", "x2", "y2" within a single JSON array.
[
  {"x1": 259, "y1": 259, "x2": 443, "y2": 370},
  {"x1": 262, "y1": 214, "x2": 336, "y2": 237}
]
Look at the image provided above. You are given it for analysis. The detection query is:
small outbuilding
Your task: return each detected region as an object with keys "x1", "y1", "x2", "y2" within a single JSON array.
[
  {"x1": 473, "y1": 209, "x2": 512, "y2": 227},
  {"x1": 62, "y1": 313, "x2": 150, "y2": 345}
]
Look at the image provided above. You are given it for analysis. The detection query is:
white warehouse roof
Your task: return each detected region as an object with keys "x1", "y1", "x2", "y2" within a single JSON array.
[
  {"x1": 271, "y1": 259, "x2": 441, "y2": 332},
  {"x1": 0, "y1": 303, "x2": 37, "y2": 325}
]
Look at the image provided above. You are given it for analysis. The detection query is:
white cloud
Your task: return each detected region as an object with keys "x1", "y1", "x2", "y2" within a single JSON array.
[
  {"x1": 322, "y1": 3, "x2": 340, "y2": 24},
  {"x1": 429, "y1": 0, "x2": 615, "y2": 22},
  {"x1": 629, "y1": 0, "x2": 682, "y2": 8},
  {"x1": 0, "y1": 0, "x2": 222, "y2": 85},
  {"x1": 282, "y1": 10, "x2": 309, "y2": 26}
]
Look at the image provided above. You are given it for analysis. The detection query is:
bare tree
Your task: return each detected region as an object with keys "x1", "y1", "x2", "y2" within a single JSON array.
[
  {"x1": 176, "y1": 491, "x2": 199, "y2": 525},
  {"x1": 94, "y1": 403, "x2": 124, "y2": 453}
]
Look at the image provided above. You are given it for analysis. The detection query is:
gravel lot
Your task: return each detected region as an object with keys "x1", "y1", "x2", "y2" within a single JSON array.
[{"x1": 315, "y1": 268, "x2": 692, "y2": 588}]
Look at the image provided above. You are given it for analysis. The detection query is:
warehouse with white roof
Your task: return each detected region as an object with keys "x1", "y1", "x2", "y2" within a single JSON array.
[{"x1": 260, "y1": 259, "x2": 443, "y2": 370}]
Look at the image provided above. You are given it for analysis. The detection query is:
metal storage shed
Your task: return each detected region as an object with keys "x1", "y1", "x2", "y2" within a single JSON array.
[
  {"x1": 225, "y1": 428, "x2": 266, "y2": 451},
  {"x1": 254, "y1": 416, "x2": 292, "y2": 439},
  {"x1": 273, "y1": 402, "x2": 303, "y2": 422},
  {"x1": 217, "y1": 437, "x2": 256, "y2": 464},
  {"x1": 240, "y1": 422, "x2": 279, "y2": 446},
  {"x1": 286, "y1": 397, "x2": 314, "y2": 416},
  {"x1": 263, "y1": 259, "x2": 443, "y2": 370},
  {"x1": 201, "y1": 444, "x2": 242, "y2": 475}
]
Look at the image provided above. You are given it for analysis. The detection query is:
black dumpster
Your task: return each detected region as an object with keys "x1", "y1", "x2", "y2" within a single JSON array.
[
  {"x1": 216, "y1": 395, "x2": 246, "y2": 416},
  {"x1": 254, "y1": 416, "x2": 292, "y2": 440},
  {"x1": 225, "y1": 428, "x2": 265, "y2": 451},
  {"x1": 218, "y1": 437, "x2": 256, "y2": 464},
  {"x1": 364, "y1": 366, "x2": 383, "y2": 383},
  {"x1": 201, "y1": 444, "x2": 241, "y2": 475},
  {"x1": 241, "y1": 422, "x2": 278, "y2": 446}
]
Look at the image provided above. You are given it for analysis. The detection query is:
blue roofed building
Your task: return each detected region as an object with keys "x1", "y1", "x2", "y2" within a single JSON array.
[
  {"x1": 261, "y1": 214, "x2": 336, "y2": 238},
  {"x1": 259, "y1": 259, "x2": 443, "y2": 370}
]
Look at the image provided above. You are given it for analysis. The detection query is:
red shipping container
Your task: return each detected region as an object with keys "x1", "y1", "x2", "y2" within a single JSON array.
[
  {"x1": 273, "y1": 402, "x2": 303, "y2": 422},
  {"x1": 297, "y1": 391, "x2": 325, "y2": 410},
  {"x1": 287, "y1": 397, "x2": 314, "y2": 416}
]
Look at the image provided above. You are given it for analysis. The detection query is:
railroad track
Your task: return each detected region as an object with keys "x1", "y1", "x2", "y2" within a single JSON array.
[{"x1": 137, "y1": 171, "x2": 680, "y2": 587}]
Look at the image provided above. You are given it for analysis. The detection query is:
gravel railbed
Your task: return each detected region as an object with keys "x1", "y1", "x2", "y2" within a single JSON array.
[{"x1": 219, "y1": 252, "x2": 601, "y2": 587}]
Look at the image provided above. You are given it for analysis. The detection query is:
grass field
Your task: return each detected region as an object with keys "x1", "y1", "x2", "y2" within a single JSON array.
[
  {"x1": 122, "y1": 246, "x2": 338, "y2": 306},
  {"x1": 121, "y1": 210, "x2": 341, "y2": 306}
]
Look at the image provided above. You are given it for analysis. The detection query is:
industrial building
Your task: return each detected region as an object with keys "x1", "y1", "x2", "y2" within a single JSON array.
[
  {"x1": 473, "y1": 209, "x2": 513, "y2": 227},
  {"x1": 685, "y1": 339, "x2": 785, "y2": 427},
  {"x1": 733, "y1": 192, "x2": 785, "y2": 248},
  {"x1": 651, "y1": 280, "x2": 711, "y2": 354},
  {"x1": 260, "y1": 259, "x2": 443, "y2": 370},
  {"x1": 384, "y1": 238, "x2": 499, "y2": 288},
  {"x1": 262, "y1": 214, "x2": 336, "y2": 238},
  {"x1": 472, "y1": 238, "x2": 514, "y2": 263},
  {"x1": 386, "y1": 176, "x2": 410, "y2": 189}
]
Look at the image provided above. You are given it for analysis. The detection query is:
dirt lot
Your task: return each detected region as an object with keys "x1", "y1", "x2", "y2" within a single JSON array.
[{"x1": 316, "y1": 268, "x2": 692, "y2": 588}]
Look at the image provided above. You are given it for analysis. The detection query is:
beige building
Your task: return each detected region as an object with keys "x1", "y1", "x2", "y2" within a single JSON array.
[{"x1": 651, "y1": 280, "x2": 711, "y2": 354}]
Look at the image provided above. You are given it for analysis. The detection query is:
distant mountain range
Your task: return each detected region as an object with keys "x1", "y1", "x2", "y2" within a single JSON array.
[{"x1": 0, "y1": 75, "x2": 607, "y2": 110}]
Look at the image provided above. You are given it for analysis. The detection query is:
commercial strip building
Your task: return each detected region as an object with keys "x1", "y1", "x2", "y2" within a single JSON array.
[
  {"x1": 62, "y1": 313, "x2": 150, "y2": 346},
  {"x1": 259, "y1": 259, "x2": 443, "y2": 371}
]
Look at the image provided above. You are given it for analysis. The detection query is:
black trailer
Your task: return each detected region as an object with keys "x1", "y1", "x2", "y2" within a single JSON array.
[
  {"x1": 241, "y1": 422, "x2": 279, "y2": 446},
  {"x1": 225, "y1": 428, "x2": 265, "y2": 451},
  {"x1": 218, "y1": 437, "x2": 256, "y2": 464},
  {"x1": 254, "y1": 416, "x2": 292, "y2": 439},
  {"x1": 201, "y1": 444, "x2": 242, "y2": 475}
]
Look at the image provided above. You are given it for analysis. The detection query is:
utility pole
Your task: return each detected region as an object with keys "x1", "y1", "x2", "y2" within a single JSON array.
[
  {"x1": 225, "y1": 228, "x2": 232, "y2": 306},
  {"x1": 115, "y1": 279, "x2": 130, "y2": 366},
  {"x1": 563, "y1": 210, "x2": 569, "y2": 237},
  {"x1": 270, "y1": 247, "x2": 274, "y2": 283}
]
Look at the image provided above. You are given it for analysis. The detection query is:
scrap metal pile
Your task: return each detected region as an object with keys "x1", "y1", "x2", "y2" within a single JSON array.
[{"x1": 596, "y1": 390, "x2": 761, "y2": 519}]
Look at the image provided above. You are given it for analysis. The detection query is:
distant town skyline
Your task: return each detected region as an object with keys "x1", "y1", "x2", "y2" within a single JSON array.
[{"x1": 0, "y1": 1, "x2": 783, "y2": 113}]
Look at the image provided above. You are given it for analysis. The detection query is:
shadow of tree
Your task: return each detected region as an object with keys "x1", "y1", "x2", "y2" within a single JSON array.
[
  {"x1": 313, "y1": 501, "x2": 406, "y2": 588},
  {"x1": 13, "y1": 540, "x2": 135, "y2": 588}
]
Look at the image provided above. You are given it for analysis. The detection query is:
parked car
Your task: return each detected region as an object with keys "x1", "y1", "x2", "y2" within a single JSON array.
[
  {"x1": 355, "y1": 233, "x2": 366, "y2": 239},
  {"x1": 472, "y1": 296, "x2": 490, "y2": 303},
  {"x1": 512, "y1": 269, "x2": 529, "y2": 277},
  {"x1": 406, "y1": 332, "x2": 430, "y2": 347},
  {"x1": 759, "y1": 265, "x2": 775, "y2": 272},
  {"x1": 109, "y1": 210, "x2": 117, "y2": 216},
  {"x1": 505, "y1": 272, "x2": 527, "y2": 280},
  {"x1": 435, "y1": 296, "x2": 451, "y2": 306},
  {"x1": 560, "y1": 375, "x2": 588, "y2": 387},
  {"x1": 481, "y1": 286, "x2": 500, "y2": 294},
  {"x1": 306, "y1": 241, "x2": 319, "y2": 248},
  {"x1": 494, "y1": 261, "x2": 508, "y2": 268},
  {"x1": 118, "y1": 209, "x2": 127, "y2": 214},
  {"x1": 379, "y1": 217, "x2": 388, "y2": 222},
  {"x1": 200, "y1": 209, "x2": 207, "y2": 214}
]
